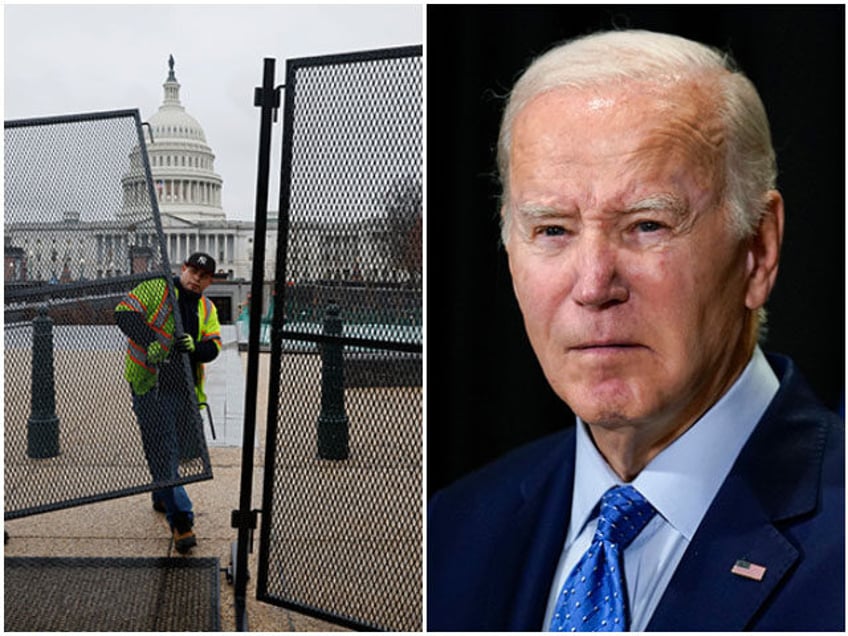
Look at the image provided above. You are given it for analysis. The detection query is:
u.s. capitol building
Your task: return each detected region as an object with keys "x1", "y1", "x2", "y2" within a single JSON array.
[{"x1": 5, "y1": 56, "x2": 420, "y2": 324}]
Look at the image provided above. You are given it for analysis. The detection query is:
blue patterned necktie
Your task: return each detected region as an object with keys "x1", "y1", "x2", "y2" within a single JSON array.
[{"x1": 549, "y1": 485, "x2": 656, "y2": 632}]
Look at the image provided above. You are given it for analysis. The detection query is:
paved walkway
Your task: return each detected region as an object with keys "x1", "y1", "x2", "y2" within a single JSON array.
[
  {"x1": 204, "y1": 326, "x2": 250, "y2": 449},
  {"x1": 4, "y1": 326, "x2": 347, "y2": 632}
]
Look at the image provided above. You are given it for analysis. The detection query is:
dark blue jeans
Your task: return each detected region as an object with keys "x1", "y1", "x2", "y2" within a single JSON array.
[{"x1": 131, "y1": 387, "x2": 194, "y2": 529}]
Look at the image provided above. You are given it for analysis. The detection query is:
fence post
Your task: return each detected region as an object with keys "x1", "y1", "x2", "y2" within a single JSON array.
[
  {"x1": 317, "y1": 303, "x2": 349, "y2": 459},
  {"x1": 27, "y1": 305, "x2": 60, "y2": 458}
]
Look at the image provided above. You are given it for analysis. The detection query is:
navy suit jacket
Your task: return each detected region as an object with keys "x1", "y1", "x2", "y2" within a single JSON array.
[{"x1": 428, "y1": 355, "x2": 844, "y2": 631}]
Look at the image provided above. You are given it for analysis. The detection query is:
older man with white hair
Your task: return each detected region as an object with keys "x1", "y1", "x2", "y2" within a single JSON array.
[{"x1": 428, "y1": 29, "x2": 844, "y2": 632}]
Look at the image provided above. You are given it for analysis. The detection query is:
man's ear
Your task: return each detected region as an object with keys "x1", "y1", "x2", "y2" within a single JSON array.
[
  {"x1": 745, "y1": 190, "x2": 784, "y2": 311},
  {"x1": 500, "y1": 204, "x2": 511, "y2": 252}
]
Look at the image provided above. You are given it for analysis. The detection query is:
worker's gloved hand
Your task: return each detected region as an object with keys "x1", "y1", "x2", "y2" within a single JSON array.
[
  {"x1": 146, "y1": 341, "x2": 168, "y2": 364},
  {"x1": 175, "y1": 334, "x2": 195, "y2": 353}
]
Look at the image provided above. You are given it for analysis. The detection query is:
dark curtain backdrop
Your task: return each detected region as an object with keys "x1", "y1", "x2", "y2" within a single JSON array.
[{"x1": 426, "y1": 5, "x2": 845, "y2": 495}]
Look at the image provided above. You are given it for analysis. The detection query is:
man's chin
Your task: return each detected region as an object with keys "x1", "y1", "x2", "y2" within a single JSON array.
[
  {"x1": 575, "y1": 409, "x2": 638, "y2": 429},
  {"x1": 560, "y1": 382, "x2": 644, "y2": 425}
]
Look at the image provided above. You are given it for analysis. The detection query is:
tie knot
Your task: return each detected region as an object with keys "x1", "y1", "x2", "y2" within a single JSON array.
[{"x1": 595, "y1": 485, "x2": 655, "y2": 549}]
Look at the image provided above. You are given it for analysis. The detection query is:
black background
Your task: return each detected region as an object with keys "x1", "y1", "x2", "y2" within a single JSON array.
[{"x1": 426, "y1": 5, "x2": 845, "y2": 495}]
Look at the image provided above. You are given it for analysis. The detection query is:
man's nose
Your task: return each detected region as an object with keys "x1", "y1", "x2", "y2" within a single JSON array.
[{"x1": 571, "y1": 235, "x2": 629, "y2": 309}]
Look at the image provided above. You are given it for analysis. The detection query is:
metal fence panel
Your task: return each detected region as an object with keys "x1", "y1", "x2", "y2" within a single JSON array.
[
  {"x1": 257, "y1": 46, "x2": 422, "y2": 631},
  {"x1": 4, "y1": 110, "x2": 213, "y2": 520}
]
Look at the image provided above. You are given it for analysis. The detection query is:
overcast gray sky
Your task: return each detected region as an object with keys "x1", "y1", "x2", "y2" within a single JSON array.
[{"x1": 4, "y1": 3, "x2": 423, "y2": 221}]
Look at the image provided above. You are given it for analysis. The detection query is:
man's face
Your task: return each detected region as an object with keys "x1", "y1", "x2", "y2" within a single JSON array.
[
  {"x1": 180, "y1": 264, "x2": 213, "y2": 294},
  {"x1": 505, "y1": 82, "x2": 760, "y2": 435}
]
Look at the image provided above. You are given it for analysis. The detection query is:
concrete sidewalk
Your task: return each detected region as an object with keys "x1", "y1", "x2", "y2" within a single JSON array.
[{"x1": 4, "y1": 327, "x2": 348, "y2": 632}]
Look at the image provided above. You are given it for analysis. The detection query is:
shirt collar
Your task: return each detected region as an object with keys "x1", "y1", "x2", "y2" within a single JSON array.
[{"x1": 569, "y1": 346, "x2": 779, "y2": 543}]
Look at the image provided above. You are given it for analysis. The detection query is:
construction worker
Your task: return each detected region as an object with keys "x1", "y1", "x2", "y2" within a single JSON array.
[{"x1": 115, "y1": 252, "x2": 222, "y2": 553}]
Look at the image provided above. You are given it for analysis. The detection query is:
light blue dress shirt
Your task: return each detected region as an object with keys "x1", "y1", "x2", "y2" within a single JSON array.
[{"x1": 542, "y1": 347, "x2": 780, "y2": 631}]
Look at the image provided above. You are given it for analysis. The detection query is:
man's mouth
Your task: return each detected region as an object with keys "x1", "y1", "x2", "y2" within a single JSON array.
[{"x1": 570, "y1": 341, "x2": 643, "y2": 353}]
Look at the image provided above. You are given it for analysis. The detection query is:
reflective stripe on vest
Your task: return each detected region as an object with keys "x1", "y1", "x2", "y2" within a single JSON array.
[{"x1": 199, "y1": 296, "x2": 222, "y2": 344}]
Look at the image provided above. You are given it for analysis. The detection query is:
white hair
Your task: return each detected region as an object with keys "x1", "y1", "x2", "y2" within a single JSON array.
[{"x1": 497, "y1": 29, "x2": 777, "y2": 244}]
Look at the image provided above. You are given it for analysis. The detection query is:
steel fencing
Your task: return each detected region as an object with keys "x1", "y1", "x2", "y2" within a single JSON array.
[
  {"x1": 4, "y1": 110, "x2": 213, "y2": 520},
  {"x1": 256, "y1": 46, "x2": 423, "y2": 631}
]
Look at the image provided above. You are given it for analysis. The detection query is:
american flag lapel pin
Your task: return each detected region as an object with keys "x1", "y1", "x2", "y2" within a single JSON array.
[{"x1": 731, "y1": 559, "x2": 767, "y2": 582}]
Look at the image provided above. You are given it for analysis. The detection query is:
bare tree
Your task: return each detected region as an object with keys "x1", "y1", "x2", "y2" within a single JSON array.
[{"x1": 382, "y1": 175, "x2": 422, "y2": 285}]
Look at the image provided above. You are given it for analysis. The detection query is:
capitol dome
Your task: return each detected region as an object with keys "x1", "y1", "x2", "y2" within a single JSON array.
[
  {"x1": 121, "y1": 55, "x2": 225, "y2": 222},
  {"x1": 148, "y1": 99, "x2": 207, "y2": 143}
]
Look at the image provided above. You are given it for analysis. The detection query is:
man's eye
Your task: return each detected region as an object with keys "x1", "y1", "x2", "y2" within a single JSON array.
[
  {"x1": 636, "y1": 221, "x2": 664, "y2": 233},
  {"x1": 541, "y1": 226, "x2": 567, "y2": 237}
]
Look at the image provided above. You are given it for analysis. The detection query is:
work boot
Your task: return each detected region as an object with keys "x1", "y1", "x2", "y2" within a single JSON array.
[{"x1": 172, "y1": 514, "x2": 197, "y2": 554}]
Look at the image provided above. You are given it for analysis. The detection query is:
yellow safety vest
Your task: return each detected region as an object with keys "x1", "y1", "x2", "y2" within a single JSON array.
[{"x1": 115, "y1": 277, "x2": 222, "y2": 402}]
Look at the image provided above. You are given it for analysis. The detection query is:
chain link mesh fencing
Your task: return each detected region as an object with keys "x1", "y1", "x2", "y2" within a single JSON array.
[
  {"x1": 4, "y1": 110, "x2": 213, "y2": 520},
  {"x1": 256, "y1": 46, "x2": 422, "y2": 631}
]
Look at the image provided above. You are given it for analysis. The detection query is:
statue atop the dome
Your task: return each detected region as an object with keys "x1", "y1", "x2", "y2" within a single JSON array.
[{"x1": 167, "y1": 54, "x2": 176, "y2": 81}]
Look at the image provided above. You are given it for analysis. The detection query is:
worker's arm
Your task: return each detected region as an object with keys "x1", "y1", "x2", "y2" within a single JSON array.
[{"x1": 115, "y1": 309, "x2": 157, "y2": 347}]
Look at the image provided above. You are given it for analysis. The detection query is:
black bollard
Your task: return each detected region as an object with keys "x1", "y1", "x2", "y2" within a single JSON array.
[
  {"x1": 317, "y1": 303, "x2": 350, "y2": 460},
  {"x1": 27, "y1": 305, "x2": 60, "y2": 458}
]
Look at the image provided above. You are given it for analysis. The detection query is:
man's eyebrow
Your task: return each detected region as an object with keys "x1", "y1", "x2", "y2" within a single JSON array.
[
  {"x1": 622, "y1": 194, "x2": 688, "y2": 218},
  {"x1": 513, "y1": 195, "x2": 690, "y2": 221},
  {"x1": 513, "y1": 203, "x2": 575, "y2": 219}
]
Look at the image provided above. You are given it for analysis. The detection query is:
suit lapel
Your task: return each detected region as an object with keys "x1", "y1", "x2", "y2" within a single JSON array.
[
  {"x1": 648, "y1": 356, "x2": 826, "y2": 631},
  {"x1": 646, "y1": 476, "x2": 799, "y2": 630},
  {"x1": 504, "y1": 430, "x2": 576, "y2": 631}
]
